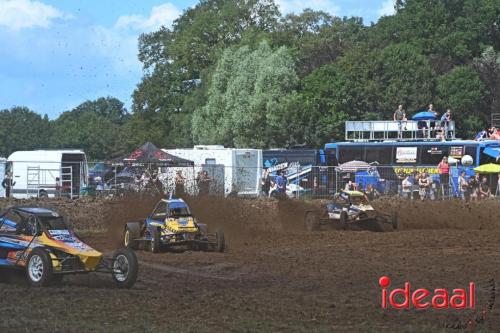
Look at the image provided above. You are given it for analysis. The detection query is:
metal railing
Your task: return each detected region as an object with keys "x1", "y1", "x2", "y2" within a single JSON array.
[{"x1": 345, "y1": 120, "x2": 456, "y2": 141}]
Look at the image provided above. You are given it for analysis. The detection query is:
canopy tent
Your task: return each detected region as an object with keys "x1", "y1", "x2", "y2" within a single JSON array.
[
  {"x1": 483, "y1": 147, "x2": 500, "y2": 160},
  {"x1": 474, "y1": 163, "x2": 500, "y2": 174},
  {"x1": 412, "y1": 111, "x2": 437, "y2": 121},
  {"x1": 338, "y1": 160, "x2": 372, "y2": 173},
  {"x1": 112, "y1": 142, "x2": 194, "y2": 166}
]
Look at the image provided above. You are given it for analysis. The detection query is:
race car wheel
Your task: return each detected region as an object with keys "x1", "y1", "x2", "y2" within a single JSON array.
[
  {"x1": 111, "y1": 248, "x2": 138, "y2": 289},
  {"x1": 339, "y1": 211, "x2": 348, "y2": 230},
  {"x1": 124, "y1": 228, "x2": 137, "y2": 249},
  {"x1": 305, "y1": 212, "x2": 320, "y2": 231},
  {"x1": 150, "y1": 228, "x2": 160, "y2": 253},
  {"x1": 26, "y1": 248, "x2": 53, "y2": 287},
  {"x1": 215, "y1": 229, "x2": 225, "y2": 253}
]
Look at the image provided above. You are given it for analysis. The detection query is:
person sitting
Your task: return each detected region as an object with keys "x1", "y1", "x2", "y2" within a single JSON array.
[
  {"x1": 479, "y1": 176, "x2": 491, "y2": 199},
  {"x1": 417, "y1": 120, "x2": 428, "y2": 138},
  {"x1": 475, "y1": 128, "x2": 489, "y2": 141}
]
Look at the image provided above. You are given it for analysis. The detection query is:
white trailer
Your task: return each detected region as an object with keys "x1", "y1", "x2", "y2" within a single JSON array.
[
  {"x1": 163, "y1": 146, "x2": 262, "y2": 197},
  {"x1": 0, "y1": 157, "x2": 6, "y2": 198},
  {"x1": 7, "y1": 150, "x2": 88, "y2": 199}
]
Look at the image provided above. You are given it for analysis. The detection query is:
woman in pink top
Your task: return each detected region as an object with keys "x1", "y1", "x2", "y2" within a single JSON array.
[{"x1": 437, "y1": 156, "x2": 450, "y2": 189}]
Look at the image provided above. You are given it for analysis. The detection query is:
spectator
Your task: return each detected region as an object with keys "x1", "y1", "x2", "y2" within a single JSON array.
[
  {"x1": 490, "y1": 127, "x2": 500, "y2": 140},
  {"x1": 440, "y1": 109, "x2": 452, "y2": 134},
  {"x1": 365, "y1": 184, "x2": 379, "y2": 201},
  {"x1": 497, "y1": 173, "x2": 500, "y2": 197},
  {"x1": 197, "y1": 171, "x2": 211, "y2": 196},
  {"x1": 417, "y1": 120, "x2": 429, "y2": 138},
  {"x1": 344, "y1": 179, "x2": 357, "y2": 191},
  {"x1": 275, "y1": 170, "x2": 287, "y2": 195},
  {"x1": 469, "y1": 174, "x2": 480, "y2": 201},
  {"x1": 55, "y1": 176, "x2": 62, "y2": 198},
  {"x1": 427, "y1": 173, "x2": 436, "y2": 200},
  {"x1": 427, "y1": 104, "x2": 439, "y2": 133},
  {"x1": 174, "y1": 171, "x2": 185, "y2": 198},
  {"x1": 459, "y1": 171, "x2": 468, "y2": 201},
  {"x1": 437, "y1": 156, "x2": 450, "y2": 195},
  {"x1": 261, "y1": 168, "x2": 271, "y2": 196},
  {"x1": 95, "y1": 176, "x2": 104, "y2": 196},
  {"x1": 475, "y1": 128, "x2": 489, "y2": 141},
  {"x1": 393, "y1": 104, "x2": 407, "y2": 139},
  {"x1": 1, "y1": 171, "x2": 15, "y2": 198},
  {"x1": 402, "y1": 175, "x2": 412, "y2": 199},
  {"x1": 479, "y1": 176, "x2": 491, "y2": 199},
  {"x1": 418, "y1": 172, "x2": 431, "y2": 200}
]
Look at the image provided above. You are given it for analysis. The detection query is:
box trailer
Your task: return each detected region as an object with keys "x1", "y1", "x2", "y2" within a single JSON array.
[
  {"x1": 162, "y1": 146, "x2": 262, "y2": 197},
  {"x1": 7, "y1": 150, "x2": 88, "y2": 198},
  {"x1": 0, "y1": 157, "x2": 5, "y2": 198}
]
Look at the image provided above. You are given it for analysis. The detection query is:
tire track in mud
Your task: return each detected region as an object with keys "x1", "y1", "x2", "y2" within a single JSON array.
[{"x1": 139, "y1": 261, "x2": 239, "y2": 281}]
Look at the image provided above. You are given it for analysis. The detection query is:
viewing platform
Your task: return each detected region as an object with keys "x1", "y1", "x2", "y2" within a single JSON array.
[{"x1": 345, "y1": 120, "x2": 456, "y2": 142}]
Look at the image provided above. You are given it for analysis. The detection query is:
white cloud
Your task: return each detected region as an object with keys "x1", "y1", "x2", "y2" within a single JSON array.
[
  {"x1": 276, "y1": 0, "x2": 340, "y2": 15},
  {"x1": 378, "y1": 0, "x2": 396, "y2": 17},
  {"x1": 0, "y1": 0, "x2": 72, "y2": 30},
  {"x1": 115, "y1": 3, "x2": 181, "y2": 31}
]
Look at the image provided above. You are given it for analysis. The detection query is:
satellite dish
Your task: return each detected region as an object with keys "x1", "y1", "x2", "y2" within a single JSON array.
[{"x1": 461, "y1": 155, "x2": 473, "y2": 166}]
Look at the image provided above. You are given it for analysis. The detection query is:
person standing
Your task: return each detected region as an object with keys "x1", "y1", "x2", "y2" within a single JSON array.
[
  {"x1": 261, "y1": 168, "x2": 271, "y2": 196},
  {"x1": 174, "y1": 171, "x2": 185, "y2": 198},
  {"x1": 427, "y1": 104, "x2": 439, "y2": 136},
  {"x1": 459, "y1": 171, "x2": 468, "y2": 201},
  {"x1": 197, "y1": 171, "x2": 211, "y2": 196},
  {"x1": 393, "y1": 105, "x2": 407, "y2": 139},
  {"x1": 437, "y1": 156, "x2": 450, "y2": 198},
  {"x1": 274, "y1": 170, "x2": 287, "y2": 198},
  {"x1": 402, "y1": 175, "x2": 412, "y2": 199},
  {"x1": 1, "y1": 171, "x2": 15, "y2": 198},
  {"x1": 418, "y1": 172, "x2": 430, "y2": 200},
  {"x1": 479, "y1": 176, "x2": 491, "y2": 199},
  {"x1": 440, "y1": 109, "x2": 452, "y2": 137}
]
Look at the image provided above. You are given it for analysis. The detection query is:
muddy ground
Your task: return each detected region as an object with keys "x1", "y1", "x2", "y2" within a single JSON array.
[{"x1": 1, "y1": 196, "x2": 500, "y2": 332}]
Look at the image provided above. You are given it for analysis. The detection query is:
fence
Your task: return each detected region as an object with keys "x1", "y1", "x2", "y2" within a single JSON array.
[{"x1": 2, "y1": 160, "x2": 499, "y2": 201}]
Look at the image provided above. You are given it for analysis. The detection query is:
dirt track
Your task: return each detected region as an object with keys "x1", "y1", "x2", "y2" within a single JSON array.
[{"x1": 1, "y1": 197, "x2": 500, "y2": 332}]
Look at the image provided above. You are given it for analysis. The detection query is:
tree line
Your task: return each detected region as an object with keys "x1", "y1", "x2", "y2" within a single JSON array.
[{"x1": 1, "y1": 0, "x2": 499, "y2": 160}]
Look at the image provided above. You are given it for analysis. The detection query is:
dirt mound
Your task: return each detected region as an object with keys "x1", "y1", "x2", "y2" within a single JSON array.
[{"x1": 374, "y1": 197, "x2": 500, "y2": 230}]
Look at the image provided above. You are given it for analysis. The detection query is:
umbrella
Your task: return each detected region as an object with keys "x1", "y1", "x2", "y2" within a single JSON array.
[
  {"x1": 474, "y1": 163, "x2": 500, "y2": 174},
  {"x1": 412, "y1": 111, "x2": 437, "y2": 121},
  {"x1": 338, "y1": 160, "x2": 371, "y2": 172}
]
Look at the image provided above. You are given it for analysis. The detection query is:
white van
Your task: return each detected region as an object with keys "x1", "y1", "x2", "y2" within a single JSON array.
[
  {"x1": 163, "y1": 146, "x2": 262, "y2": 197},
  {"x1": 7, "y1": 150, "x2": 88, "y2": 198}
]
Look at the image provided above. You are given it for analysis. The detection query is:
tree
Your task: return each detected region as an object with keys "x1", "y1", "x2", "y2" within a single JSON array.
[
  {"x1": 436, "y1": 66, "x2": 489, "y2": 138},
  {"x1": 0, "y1": 107, "x2": 50, "y2": 157},
  {"x1": 51, "y1": 97, "x2": 129, "y2": 160},
  {"x1": 192, "y1": 40, "x2": 298, "y2": 147}
]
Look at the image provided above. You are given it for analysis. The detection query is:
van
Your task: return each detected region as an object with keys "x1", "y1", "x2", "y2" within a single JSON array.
[{"x1": 7, "y1": 150, "x2": 88, "y2": 198}]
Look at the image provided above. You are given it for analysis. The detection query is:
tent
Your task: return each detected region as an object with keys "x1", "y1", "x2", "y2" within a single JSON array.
[
  {"x1": 113, "y1": 142, "x2": 194, "y2": 166},
  {"x1": 474, "y1": 163, "x2": 500, "y2": 174},
  {"x1": 412, "y1": 111, "x2": 437, "y2": 121},
  {"x1": 338, "y1": 160, "x2": 371, "y2": 172}
]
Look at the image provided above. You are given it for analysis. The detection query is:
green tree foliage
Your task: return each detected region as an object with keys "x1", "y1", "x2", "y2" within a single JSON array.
[
  {"x1": 436, "y1": 66, "x2": 489, "y2": 137},
  {"x1": 192, "y1": 41, "x2": 298, "y2": 147},
  {"x1": 51, "y1": 97, "x2": 129, "y2": 160},
  {"x1": 0, "y1": 107, "x2": 50, "y2": 157}
]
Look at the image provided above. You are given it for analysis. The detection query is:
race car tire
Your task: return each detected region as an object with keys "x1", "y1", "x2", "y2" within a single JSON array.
[
  {"x1": 305, "y1": 211, "x2": 320, "y2": 231},
  {"x1": 26, "y1": 248, "x2": 54, "y2": 287},
  {"x1": 215, "y1": 229, "x2": 225, "y2": 253},
  {"x1": 124, "y1": 223, "x2": 141, "y2": 249},
  {"x1": 340, "y1": 211, "x2": 348, "y2": 230},
  {"x1": 150, "y1": 228, "x2": 161, "y2": 253},
  {"x1": 111, "y1": 248, "x2": 138, "y2": 289}
]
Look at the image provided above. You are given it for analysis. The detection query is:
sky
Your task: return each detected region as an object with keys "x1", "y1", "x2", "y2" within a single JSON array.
[{"x1": 0, "y1": 0, "x2": 396, "y2": 118}]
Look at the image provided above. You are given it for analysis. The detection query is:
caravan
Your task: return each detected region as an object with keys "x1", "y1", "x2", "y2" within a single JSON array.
[
  {"x1": 163, "y1": 146, "x2": 262, "y2": 197},
  {"x1": 7, "y1": 150, "x2": 88, "y2": 198}
]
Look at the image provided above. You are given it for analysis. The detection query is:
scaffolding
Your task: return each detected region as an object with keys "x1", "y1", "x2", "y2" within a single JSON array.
[
  {"x1": 26, "y1": 166, "x2": 74, "y2": 198},
  {"x1": 345, "y1": 120, "x2": 456, "y2": 141}
]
